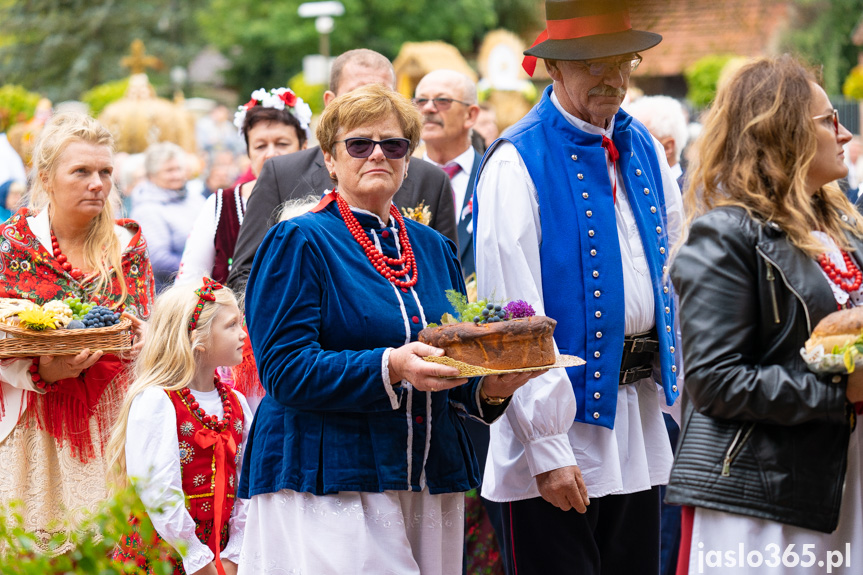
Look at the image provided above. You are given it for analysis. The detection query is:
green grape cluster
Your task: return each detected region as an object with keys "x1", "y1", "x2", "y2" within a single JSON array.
[
  {"x1": 63, "y1": 297, "x2": 95, "y2": 320},
  {"x1": 459, "y1": 299, "x2": 489, "y2": 323}
]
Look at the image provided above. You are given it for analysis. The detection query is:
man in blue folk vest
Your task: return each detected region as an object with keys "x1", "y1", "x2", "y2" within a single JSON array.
[{"x1": 473, "y1": 1, "x2": 683, "y2": 573}]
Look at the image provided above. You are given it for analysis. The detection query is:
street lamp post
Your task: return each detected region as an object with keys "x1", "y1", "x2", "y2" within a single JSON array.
[
  {"x1": 298, "y1": 1, "x2": 345, "y2": 85},
  {"x1": 298, "y1": 1, "x2": 345, "y2": 59}
]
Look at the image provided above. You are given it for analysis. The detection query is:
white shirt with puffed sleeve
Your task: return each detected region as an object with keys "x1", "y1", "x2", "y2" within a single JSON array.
[{"x1": 476, "y1": 93, "x2": 683, "y2": 502}]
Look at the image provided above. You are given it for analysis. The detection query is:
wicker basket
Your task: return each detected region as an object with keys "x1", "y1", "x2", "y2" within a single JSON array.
[{"x1": 0, "y1": 316, "x2": 133, "y2": 358}]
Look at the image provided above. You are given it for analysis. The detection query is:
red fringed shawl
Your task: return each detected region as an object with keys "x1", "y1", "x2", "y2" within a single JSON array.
[
  {"x1": 228, "y1": 325, "x2": 264, "y2": 403},
  {"x1": 0, "y1": 208, "x2": 155, "y2": 461}
]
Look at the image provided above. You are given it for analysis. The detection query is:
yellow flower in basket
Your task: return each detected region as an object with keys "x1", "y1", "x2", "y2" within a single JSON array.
[{"x1": 17, "y1": 308, "x2": 58, "y2": 331}]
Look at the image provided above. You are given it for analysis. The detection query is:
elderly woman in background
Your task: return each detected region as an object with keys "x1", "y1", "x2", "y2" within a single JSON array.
[
  {"x1": 178, "y1": 87, "x2": 311, "y2": 285},
  {"x1": 0, "y1": 113, "x2": 153, "y2": 554},
  {"x1": 237, "y1": 84, "x2": 543, "y2": 575},
  {"x1": 131, "y1": 141, "x2": 204, "y2": 291},
  {"x1": 668, "y1": 55, "x2": 863, "y2": 573}
]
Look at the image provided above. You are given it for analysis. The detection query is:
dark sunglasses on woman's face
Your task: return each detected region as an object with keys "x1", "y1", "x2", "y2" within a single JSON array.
[{"x1": 336, "y1": 137, "x2": 411, "y2": 159}]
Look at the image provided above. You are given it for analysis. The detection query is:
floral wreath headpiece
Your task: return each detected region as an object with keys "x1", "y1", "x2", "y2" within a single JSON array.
[
  {"x1": 188, "y1": 277, "x2": 224, "y2": 332},
  {"x1": 233, "y1": 87, "x2": 313, "y2": 139}
]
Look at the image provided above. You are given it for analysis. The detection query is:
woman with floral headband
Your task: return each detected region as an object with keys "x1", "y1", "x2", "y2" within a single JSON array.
[{"x1": 178, "y1": 88, "x2": 312, "y2": 285}]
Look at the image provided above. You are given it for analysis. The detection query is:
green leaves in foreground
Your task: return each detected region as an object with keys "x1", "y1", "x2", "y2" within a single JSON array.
[{"x1": 0, "y1": 486, "x2": 175, "y2": 575}]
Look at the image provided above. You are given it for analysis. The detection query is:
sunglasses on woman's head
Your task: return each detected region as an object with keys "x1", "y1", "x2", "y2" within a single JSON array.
[{"x1": 336, "y1": 138, "x2": 411, "y2": 160}]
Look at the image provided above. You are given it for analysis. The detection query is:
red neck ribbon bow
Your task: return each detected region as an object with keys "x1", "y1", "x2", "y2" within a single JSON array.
[{"x1": 194, "y1": 426, "x2": 237, "y2": 575}]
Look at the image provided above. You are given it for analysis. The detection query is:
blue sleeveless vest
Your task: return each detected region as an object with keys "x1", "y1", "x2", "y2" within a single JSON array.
[{"x1": 475, "y1": 86, "x2": 679, "y2": 429}]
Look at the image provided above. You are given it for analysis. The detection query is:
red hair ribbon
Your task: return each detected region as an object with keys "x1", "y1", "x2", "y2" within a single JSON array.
[
  {"x1": 522, "y1": 10, "x2": 633, "y2": 77},
  {"x1": 188, "y1": 277, "x2": 224, "y2": 332}
]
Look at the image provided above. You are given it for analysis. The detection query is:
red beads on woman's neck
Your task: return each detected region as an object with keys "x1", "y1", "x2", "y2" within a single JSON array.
[
  {"x1": 336, "y1": 192, "x2": 418, "y2": 289},
  {"x1": 818, "y1": 251, "x2": 863, "y2": 293},
  {"x1": 50, "y1": 231, "x2": 84, "y2": 280}
]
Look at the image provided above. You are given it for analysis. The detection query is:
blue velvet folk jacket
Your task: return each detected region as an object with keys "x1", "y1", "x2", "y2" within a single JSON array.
[
  {"x1": 475, "y1": 86, "x2": 680, "y2": 429},
  {"x1": 238, "y1": 197, "x2": 500, "y2": 499}
]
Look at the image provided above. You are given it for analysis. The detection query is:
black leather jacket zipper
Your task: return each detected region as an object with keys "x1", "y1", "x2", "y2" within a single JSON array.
[
  {"x1": 721, "y1": 422, "x2": 756, "y2": 477},
  {"x1": 756, "y1": 247, "x2": 812, "y2": 333},
  {"x1": 764, "y1": 262, "x2": 781, "y2": 324}
]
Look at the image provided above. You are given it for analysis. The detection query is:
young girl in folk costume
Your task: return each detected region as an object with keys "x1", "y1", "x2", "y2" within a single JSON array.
[{"x1": 107, "y1": 278, "x2": 252, "y2": 575}]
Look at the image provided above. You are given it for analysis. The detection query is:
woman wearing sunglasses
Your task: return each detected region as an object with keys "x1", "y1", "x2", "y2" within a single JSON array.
[
  {"x1": 236, "y1": 84, "x2": 541, "y2": 574},
  {"x1": 668, "y1": 55, "x2": 863, "y2": 573}
]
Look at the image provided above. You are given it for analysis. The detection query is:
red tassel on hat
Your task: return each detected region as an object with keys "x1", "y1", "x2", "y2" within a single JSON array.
[{"x1": 523, "y1": 30, "x2": 550, "y2": 77}]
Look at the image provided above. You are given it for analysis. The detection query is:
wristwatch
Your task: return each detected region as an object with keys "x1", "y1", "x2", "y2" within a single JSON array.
[{"x1": 479, "y1": 384, "x2": 507, "y2": 406}]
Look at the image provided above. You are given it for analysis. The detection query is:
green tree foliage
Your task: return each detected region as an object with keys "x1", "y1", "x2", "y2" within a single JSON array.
[
  {"x1": 198, "y1": 0, "x2": 541, "y2": 95},
  {"x1": 82, "y1": 78, "x2": 131, "y2": 116},
  {"x1": 0, "y1": 85, "x2": 41, "y2": 133},
  {"x1": 780, "y1": 0, "x2": 863, "y2": 95},
  {"x1": 287, "y1": 72, "x2": 327, "y2": 115},
  {"x1": 684, "y1": 54, "x2": 738, "y2": 109},
  {"x1": 0, "y1": 0, "x2": 207, "y2": 103}
]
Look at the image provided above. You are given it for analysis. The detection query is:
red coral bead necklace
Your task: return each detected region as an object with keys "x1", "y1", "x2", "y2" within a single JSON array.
[
  {"x1": 818, "y1": 250, "x2": 863, "y2": 293},
  {"x1": 178, "y1": 376, "x2": 233, "y2": 432},
  {"x1": 50, "y1": 231, "x2": 84, "y2": 280},
  {"x1": 336, "y1": 191, "x2": 418, "y2": 288}
]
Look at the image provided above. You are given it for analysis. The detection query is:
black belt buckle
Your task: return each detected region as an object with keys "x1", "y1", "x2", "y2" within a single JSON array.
[
  {"x1": 619, "y1": 366, "x2": 653, "y2": 385},
  {"x1": 623, "y1": 329, "x2": 659, "y2": 354}
]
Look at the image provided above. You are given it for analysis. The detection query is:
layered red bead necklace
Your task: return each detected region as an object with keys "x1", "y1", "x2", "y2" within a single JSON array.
[
  {"x1": 178, "y1": 377, "x2": 234, "y2": 432},
  {"x1": 50, "y1": 231, "x2": 84, "y2": 280},
  {"x1": 336, "y1": 191, "x2": 418, "y2": 288},
  {"x1": 818, "y1": 251, "x2": 863, "y2": 293}
]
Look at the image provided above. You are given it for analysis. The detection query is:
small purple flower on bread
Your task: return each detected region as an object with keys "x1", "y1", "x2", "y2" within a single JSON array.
[{"x1": 504, "y1": 300, "x2": 535, "y2": 320}]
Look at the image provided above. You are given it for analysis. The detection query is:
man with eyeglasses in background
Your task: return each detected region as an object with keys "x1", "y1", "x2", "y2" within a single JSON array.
[
  {"x1": 414, "y1": 70, "x2": 481, "y2": 280},
  {"x1": 473, "y1": 1, "x2": 684, "y2": 574},
  {"x1": 414, "y1": 69, "x2": 509, "y2": 574},
  {"x1": 228, "y1": 48, "x2": 456, "y2": 293}
]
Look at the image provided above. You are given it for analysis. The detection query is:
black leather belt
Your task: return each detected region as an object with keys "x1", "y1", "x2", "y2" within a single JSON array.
[{"x1": 620, "y1": 328, "x2": 658, "y2": 385}]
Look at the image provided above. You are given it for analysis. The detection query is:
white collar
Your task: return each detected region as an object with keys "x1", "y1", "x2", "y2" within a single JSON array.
[
  {"x1": 27, "y1": 209, "x2": 52, "y2": 252},
  {"x1": 423, "y1": 145, "x2": 475, "y2": 173},
  {"x1": 550, "y1": 91, "x2": 616, "y2": 137}
]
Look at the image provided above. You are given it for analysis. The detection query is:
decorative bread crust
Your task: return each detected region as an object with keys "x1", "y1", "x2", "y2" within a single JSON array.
[
  {"x1": 418, "y1": 316, "x2": 557, "y2": 370},
  {"x1": 805, "y1": 307, "x2": 863, "y2": 352},
  {"x1": 812, "y1": 306, "x2": 863, "y2": 337}
]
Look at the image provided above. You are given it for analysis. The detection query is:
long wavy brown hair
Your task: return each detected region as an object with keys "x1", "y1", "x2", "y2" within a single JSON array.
[{"x1": 684, "y1": 54, "x2": 863, "y2": 255}]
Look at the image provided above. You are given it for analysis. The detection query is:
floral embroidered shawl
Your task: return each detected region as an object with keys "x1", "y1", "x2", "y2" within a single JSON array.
[{"x1": 0, "y1": 208, "x2": 155, "y2": 461}]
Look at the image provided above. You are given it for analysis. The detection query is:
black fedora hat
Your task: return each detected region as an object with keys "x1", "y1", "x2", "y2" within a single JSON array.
[{"x1": 522, "y1": 0, "x2": 662, "y2": 75}]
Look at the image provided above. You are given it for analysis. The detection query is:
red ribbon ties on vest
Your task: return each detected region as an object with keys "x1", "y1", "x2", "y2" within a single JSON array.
[{"x1": 194, "y1": 426, "x2": 237, "y2": 575}]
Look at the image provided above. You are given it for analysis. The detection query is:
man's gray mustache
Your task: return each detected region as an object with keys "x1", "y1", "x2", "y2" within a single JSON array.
[
  {"x1": 423, "y1": 115, "x2": 443, "y2": 126},
  {"x1": 588, "y1": 86, "x2": 626, "y2": 98}
]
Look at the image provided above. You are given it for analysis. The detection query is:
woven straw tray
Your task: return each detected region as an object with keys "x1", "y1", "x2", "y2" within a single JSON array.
[
  {"x1": 0, "y1": 316, "x2": 133, "y2": 358},
  {"x1": 423, "y1": 354, "x2": 585, "y2": 378}
]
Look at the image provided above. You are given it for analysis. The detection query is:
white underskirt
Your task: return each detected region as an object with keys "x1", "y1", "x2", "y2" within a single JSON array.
[
  {"x1": 687, "y1": 426, "x2": 863, "y2": 574},
  {"x1": 237, "y1": 489, "x2": 464, "y2": 575}
]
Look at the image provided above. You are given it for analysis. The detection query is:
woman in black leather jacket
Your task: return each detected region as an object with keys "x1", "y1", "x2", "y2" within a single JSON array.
[{"x1": 668, "y1": 55, "x2": 863, "y2": 574}]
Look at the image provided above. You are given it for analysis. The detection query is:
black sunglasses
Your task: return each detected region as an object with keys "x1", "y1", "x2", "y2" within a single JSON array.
[{"x1": 336, "y1": 137, "x2": 411, "y2": 159}]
